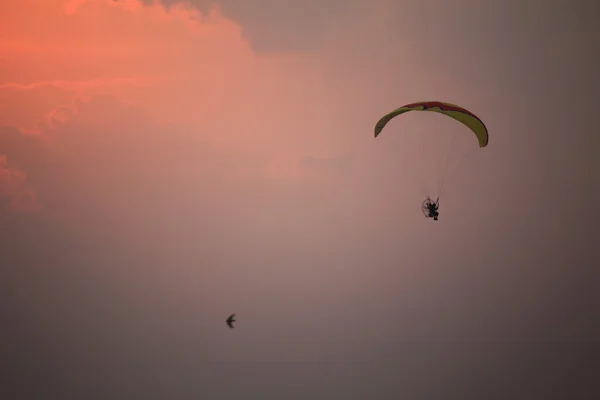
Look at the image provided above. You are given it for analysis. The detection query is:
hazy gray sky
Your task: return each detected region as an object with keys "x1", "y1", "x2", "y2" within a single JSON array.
[{"x1": 1, "y1": 0, "x2": 598, "y2": 398}]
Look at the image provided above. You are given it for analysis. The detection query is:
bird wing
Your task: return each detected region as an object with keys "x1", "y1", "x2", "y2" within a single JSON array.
[{"x1": 226, "y1": 314, "x2": 235, "y2": 328}]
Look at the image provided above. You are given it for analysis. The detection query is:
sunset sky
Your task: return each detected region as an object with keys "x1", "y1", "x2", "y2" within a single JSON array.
[{"x1": 2, "y1": 0, "x2": 599, "y2": 398}]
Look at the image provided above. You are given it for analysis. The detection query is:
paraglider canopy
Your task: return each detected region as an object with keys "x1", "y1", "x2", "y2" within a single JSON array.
[{"x1": 374, "y1": 101, "x2": 489, "y2": 147}]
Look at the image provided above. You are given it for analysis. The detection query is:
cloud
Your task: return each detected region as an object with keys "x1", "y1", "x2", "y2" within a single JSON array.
[
  {"x1": 144, "y1": 0, "x2": 363, "y2": 53},
  {"x1": 0, "y1": 92, "x2": 379, "y2": 252},
  {"x1": 0, "y1": 155, "x2": 40, "y2": 213},
  {"x1": 0, "y1": 0, "x2": 387, "y2": 233},
  {"x1": 0, "y1": 76, "x2": 154, "y2": 92},
  {"x1": 0, "y1": 125, "x2": 52, "y2": 213},
  {"x1": 1, "y1": 1, "x2": 598, "y2": 398}
]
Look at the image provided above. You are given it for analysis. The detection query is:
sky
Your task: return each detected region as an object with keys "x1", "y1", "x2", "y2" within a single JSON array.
[{"x1": 1, "y1": 0, "x2": 599, "y2": 398}]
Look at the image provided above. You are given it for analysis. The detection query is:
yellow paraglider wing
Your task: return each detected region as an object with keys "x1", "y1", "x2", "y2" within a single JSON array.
[{"x1": 374, "y1": 101, "x2": 489, "y2": 147}]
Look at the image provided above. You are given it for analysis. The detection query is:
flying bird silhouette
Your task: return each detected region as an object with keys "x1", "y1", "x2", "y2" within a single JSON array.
[{"x1": 226, "y1": 314, "x2": 236, "y2": 329}]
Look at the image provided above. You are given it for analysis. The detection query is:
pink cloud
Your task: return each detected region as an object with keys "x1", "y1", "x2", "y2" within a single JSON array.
[
  {"x1": 0, "y1": 155, "x2": 41, "y2": 213},
  {"x1": 0, "y1": 76, "x2": 155, "y2": 92}
]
